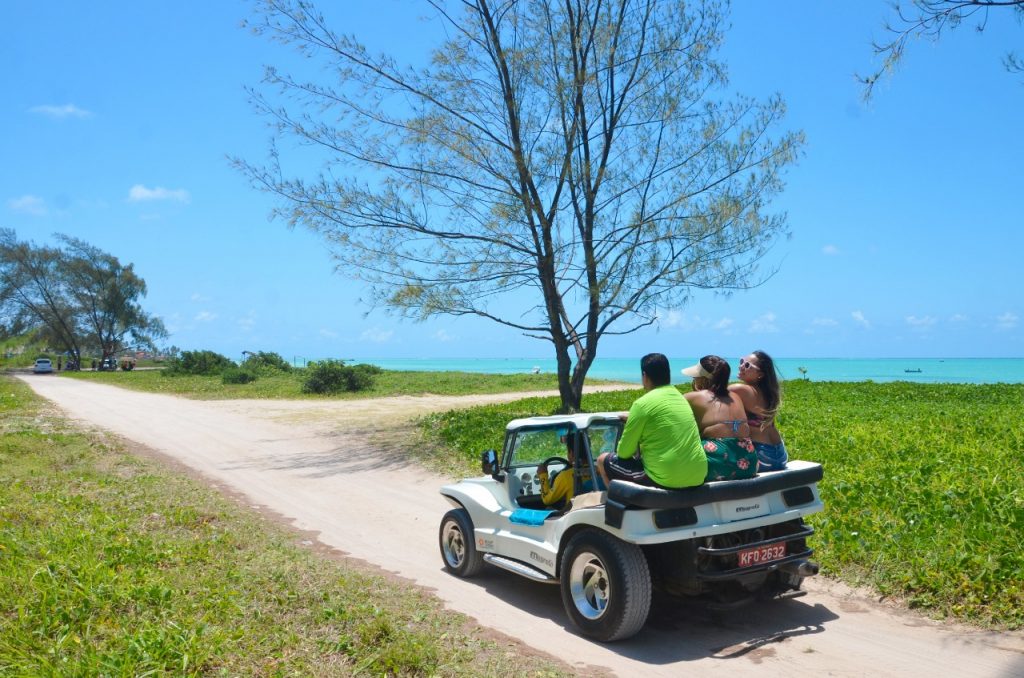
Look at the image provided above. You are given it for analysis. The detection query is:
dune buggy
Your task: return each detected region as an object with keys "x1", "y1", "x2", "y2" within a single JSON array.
[{"x1": 438, "y1": 413, "x2": 824, "y2": 641}]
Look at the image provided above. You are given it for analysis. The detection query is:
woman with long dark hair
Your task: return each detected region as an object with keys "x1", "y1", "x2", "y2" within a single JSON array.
[
  {"x1": 681, "y1": 355, "x2": 757, "y2": 481},
  {"x1": 729, "y1": 350, "x2": 788, "y2": 471}
]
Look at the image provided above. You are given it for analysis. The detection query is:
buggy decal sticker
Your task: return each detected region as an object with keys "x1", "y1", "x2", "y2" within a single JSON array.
[{"x1": 530, "y1": 551, "x2": 554, "y2": 568}]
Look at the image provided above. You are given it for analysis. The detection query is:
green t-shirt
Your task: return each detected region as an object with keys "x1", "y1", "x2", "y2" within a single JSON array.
[{"x1": 616, "y1": 384, "x2": 706, "y2": 488}]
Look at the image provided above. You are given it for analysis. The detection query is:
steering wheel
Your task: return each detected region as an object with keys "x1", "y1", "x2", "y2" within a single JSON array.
[{"x1": 538, "y1": 456, "x2": 570, "y2": 483}]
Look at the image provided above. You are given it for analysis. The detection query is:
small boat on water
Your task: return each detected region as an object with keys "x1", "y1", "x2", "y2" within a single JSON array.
[{"x1": 904, "y1": 368, "x2": 923, "y2": 373}]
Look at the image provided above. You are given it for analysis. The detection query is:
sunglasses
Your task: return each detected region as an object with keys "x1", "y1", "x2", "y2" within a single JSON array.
[{"x1": 739, "y1": 359, "x2": 761, "y2": 371}]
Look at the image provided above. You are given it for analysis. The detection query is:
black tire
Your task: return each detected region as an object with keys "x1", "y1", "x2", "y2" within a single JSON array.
[
  {"x1": 439, "y1": 508, "x2": 484, "y2": 577},
  {"x1": 559, "y1": 529, "x2": 651, "y2": 642}
]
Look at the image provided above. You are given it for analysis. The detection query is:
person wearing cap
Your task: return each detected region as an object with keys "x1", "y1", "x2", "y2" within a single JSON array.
[
  {"x1": 596, "y1": 353, "x2": 706, "y2": 489},
  {"x1": 681, "y1": 355, "x2": 758, "y2": 481}
]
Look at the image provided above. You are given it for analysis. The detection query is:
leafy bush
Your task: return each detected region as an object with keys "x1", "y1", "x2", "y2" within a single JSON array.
[
  {"x1": 241, "y1": 351, "x2": 292, "y2": 373},
  {"x1": 222, "y1": 368, "x2": 258, "y2": 385},
  {"x1": 164, "y1": 350, "x2": 235, "y2": 376},
  {"x1": 302, "y1": 360, "x2": 381, "y2": 394}
]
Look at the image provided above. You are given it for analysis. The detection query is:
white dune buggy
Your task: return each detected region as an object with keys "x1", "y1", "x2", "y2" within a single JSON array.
[{"x1": 439, "y1": 413, "x2": 824, "y2": 642}]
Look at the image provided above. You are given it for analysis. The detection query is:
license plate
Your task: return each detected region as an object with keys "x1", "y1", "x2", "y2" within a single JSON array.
[{"x1": 737, "y1": 543, "x2": 786, "y2": 568}]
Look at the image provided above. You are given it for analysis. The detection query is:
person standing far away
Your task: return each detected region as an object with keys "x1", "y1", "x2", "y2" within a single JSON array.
[
  {"x1": 596, "y1": 353, "x2": 707, "y2": 489},
  {"x1": 729, "y1": 350, "x2": 788, "y2": 472}
]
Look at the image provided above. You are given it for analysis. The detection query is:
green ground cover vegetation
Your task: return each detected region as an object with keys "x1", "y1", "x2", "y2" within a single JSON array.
[
  {"x1": 60, "y1": 367, "x2": 591, "y2": 399},
  {"x1": 0, "y1": 376, "x2": 567, "y2": 676},
  {"x1": 418, "y1": 381, "x2": 1024, "y2": 630}
]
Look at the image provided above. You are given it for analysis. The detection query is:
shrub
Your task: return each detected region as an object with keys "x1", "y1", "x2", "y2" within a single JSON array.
[
  {"x1": 302, "y1": 360, "x2": 380, "y2": 394},
  {"x1": 164, "y1": 350, "x2": 236, "y2": 376},
  {"x1": 241, "y1": 351, "x2": 292, "y2": 373},
  {"x1": 222, "y1": 368, "x2": 258, "y2": 385}
]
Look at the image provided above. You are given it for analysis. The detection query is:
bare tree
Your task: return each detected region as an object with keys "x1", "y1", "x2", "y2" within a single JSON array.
[
  {"x1": 240, "y1": 0, "x2": 802, "y2": 412},
  {"x1": 861, "y1": 0, "x2": 1024, "y2": 99}
]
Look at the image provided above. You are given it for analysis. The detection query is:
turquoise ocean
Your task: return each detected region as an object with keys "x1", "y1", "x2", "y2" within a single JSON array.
[{"x1": 359, "y1": 357, "x2": 1024, "y2": 385}]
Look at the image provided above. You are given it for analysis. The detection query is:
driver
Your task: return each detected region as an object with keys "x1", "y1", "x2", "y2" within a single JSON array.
[{"x1": 537, "y1": 433, "x2": 590, "y2": 509}]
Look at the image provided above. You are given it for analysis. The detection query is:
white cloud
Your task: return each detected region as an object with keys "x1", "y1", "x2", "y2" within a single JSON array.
[
  {"x1": 360, "y1": 327, "x2": 394, "y2": 343},
  {"x1": 656, "y1": 313, "x2": 737, "y2": 332},
  {"x1": 237, "y1": 311, "x2": 256, "y2": 331},
  {"x1": 194, "y1": 311, "x2": 217, "y2": 323},
  {"x1": 811, "y1": 317, "x2": 839, "y2": 327},
  {"x1": 128, "y1": 184, "x2": 191, "y2": 203},
  {"x1": 434, "y1": 329, "x2": 456, "y2": 342},
  {"x1": 949, "y1": 313, "x2": 968, "y2": 323},
  {"x1": 319, "y1": 328, "x2": 338, "y2": 338},
  {"x1": 29, "y1": 103, "x2": 92, "y2": 119},
  {"x1": 190, "y1": 293, "x2": 211, "y2": 302},
  {"x1": 749, "y1": 312, "x2": 778, "y2": 333},
  {"x1": 905, "y1": 315, "x2": 937, "y2": 329},
  {"x1": 7, "y1": 194, "x2": 47, "y2": 216},
  {"x1": 660, "y1": 310, "x2": 683, "y2": 328},
  {"x1": 822, "y1": 244, "x2": 840, "y2": 255},
  {"x1": 851, "y1": 310, "x2": 871, "y2": 329},
  {"x1": 996, "y1": 311, "x2": 1019, "y2": 330}
]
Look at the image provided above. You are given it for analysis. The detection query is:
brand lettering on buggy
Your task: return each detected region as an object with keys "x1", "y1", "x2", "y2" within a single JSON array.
[
  {"x1": 530, "y1": 551, "x2": 553, "y2": 567},
  {"x1": 735, "y1": 503, "x2": 761, "y2": 514}
]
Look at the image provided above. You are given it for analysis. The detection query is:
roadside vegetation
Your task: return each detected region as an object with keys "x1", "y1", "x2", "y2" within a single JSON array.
[
  {"x1": 418, "y1": 381, "x2": 1024, "y2": 630},
  {"x1": 0, "y1": 376, "x2": 569, "y2": 676},
  {"x1": 61, "y1": 365, "x2": 601, "y2": 399}
]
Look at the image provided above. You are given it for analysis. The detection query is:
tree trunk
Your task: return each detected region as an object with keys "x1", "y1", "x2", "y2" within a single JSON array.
[
  {"x1": 554, "y1": 341, "x2": 578, "y2": 414},
  {"x1": 554, "y1": 342, "x2": 597, "y2": 414}
]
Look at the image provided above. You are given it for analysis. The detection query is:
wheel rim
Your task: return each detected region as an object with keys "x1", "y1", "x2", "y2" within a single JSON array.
[
  {"x1": 568, "y1": 549, "x2": 610, "y2": 620},
  {"x1": 442, "y1": 520, "x2": 466, "y2": 568}
]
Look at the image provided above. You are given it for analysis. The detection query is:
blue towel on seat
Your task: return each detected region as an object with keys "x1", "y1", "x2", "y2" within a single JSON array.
[{"x1": 509, "y1": 508, "x2": 555, "y2": 526}]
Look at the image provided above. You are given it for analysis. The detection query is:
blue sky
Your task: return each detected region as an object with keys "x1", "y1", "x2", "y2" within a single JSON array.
[{"x1": 4, "y1": 1, "x2": 1022, "y2": 361}]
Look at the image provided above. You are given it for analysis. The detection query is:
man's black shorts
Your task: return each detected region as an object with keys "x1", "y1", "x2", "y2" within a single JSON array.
[{"x1": 602, "y1": 453, "x2": 656, "y2": 486}]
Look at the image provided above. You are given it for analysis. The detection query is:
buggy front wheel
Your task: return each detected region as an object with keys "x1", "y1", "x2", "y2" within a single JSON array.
[{"x1": 439, "y1": 508, "x2": 483, "y2": 577}]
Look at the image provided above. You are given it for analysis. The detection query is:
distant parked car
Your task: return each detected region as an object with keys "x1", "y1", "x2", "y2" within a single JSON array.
[
  {"x1": 33, "y1": 358, "x2": 54, "y2": 374},
  {"x1": 98, "y1": 357, "x2": 118, "y2": 371}
]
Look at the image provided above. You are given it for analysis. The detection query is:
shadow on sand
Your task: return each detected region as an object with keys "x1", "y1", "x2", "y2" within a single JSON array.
[{"x1": 452, "y1": 565, "x2": 839, "y2": 666}]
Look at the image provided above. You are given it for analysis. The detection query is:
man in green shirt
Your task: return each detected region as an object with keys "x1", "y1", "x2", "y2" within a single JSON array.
[{"x1": 596, "y1": 353, "x2": 707, "y2": 489}]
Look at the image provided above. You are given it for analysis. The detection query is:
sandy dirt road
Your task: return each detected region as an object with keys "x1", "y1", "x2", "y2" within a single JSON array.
[{"x1": 19, "y1": 375, "x2": 1024, "y2": 677}]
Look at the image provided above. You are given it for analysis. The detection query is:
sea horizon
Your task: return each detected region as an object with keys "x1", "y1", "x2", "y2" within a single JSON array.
[{"x1": 331, "y1": 357, "x2": 1024, "y2": 385}]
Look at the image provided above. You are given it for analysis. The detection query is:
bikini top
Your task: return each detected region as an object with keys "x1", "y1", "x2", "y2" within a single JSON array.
[
  {"x1": 747, "y1": 412, "x2": 772, "y2": 431},
  {"x1": 721, "y1": 419, "x2": 746, "y2": 434}
]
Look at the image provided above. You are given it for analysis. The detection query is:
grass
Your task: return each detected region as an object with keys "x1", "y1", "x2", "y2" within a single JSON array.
[
  {"x1": 418, "y1": 380, "x2": 1024, "y2": 630},
  {"x1": 0, "y1": 376, "x2": 569, "y2": 677},
  {"x1": 59, "y1": 367, "x2": 605, "y2": 400}
]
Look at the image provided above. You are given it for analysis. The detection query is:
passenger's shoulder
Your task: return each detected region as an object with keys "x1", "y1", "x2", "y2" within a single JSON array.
[{"x1": 729, "y1": 383, "x2": 756, "y2": 402}]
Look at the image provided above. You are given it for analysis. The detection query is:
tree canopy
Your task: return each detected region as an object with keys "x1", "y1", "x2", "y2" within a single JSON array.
[
  {"x1": 0, "y1": 229, "x2": 166, "y2": 363},
  {"x1": 861, "y1": 0, "x2": 1024, "y2": 99},
  {"x1": 241, "y1": 0, "x2": 802, "y2": 411}
]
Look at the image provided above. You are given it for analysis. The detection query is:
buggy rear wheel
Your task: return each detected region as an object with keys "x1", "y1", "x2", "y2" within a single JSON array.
[{"x1": 559, "y1": 529, "x2": 651, "y2": 641}]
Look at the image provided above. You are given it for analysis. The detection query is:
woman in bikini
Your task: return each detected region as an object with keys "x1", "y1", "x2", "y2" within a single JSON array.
[
  {"x1": 681, "y1": 355, "x2": 758, "y2": 481},
  {"x1": 729, "y1": 350, "x2": 788, "y2": 472}
]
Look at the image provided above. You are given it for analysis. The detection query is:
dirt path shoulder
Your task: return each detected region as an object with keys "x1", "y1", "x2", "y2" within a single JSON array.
[{"x1": 18, "y1": 375, "x2": 1024, "y2": 678}]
